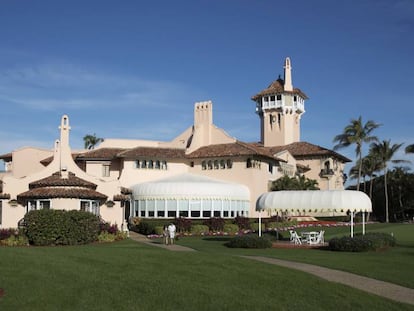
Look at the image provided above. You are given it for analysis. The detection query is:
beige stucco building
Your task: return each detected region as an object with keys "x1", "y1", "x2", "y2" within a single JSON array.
[{"x1": 0, "y1": 57, "x2": 350, "y2": 229}]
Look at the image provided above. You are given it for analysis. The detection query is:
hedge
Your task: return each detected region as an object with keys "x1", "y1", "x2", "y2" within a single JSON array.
[
  {"x1": 225, "y1": 235, "x2": 272, "y2": 249},
  {"x1": 328, "y1": 232, "x2": 396, "y2": 252},
  {"x1": 23, "y1": 209, "x2": 100, "y2": 246}
]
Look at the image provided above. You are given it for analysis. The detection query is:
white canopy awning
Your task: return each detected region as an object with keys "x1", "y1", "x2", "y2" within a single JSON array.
[
  {"x1": 132, "y1": 173, "x2": 250, "y2": 201},
  {"x1": 255, "y1": 190, "x2": 372, "y2": 237},
  {"x1": 256, "y1": 190, "x2": 372, "y2": 213}
]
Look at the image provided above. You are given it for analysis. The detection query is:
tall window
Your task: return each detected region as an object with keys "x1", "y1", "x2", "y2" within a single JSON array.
[
  {"x1": 0, "y1": 201, "x2": 2, "y2": 225},
  {"x1": 102, "y1": 164, "x2": 110, "y2": 177}
]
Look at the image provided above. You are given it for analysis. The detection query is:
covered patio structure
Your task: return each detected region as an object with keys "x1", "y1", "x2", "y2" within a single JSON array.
[{"x1": 256, "y1": 190, "x2": 372, "y2": 237}]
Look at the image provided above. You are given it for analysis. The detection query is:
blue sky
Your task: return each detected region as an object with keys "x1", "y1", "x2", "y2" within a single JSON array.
[{"x1": 1, "y1": 0, "x2": 413, "y2": 176}]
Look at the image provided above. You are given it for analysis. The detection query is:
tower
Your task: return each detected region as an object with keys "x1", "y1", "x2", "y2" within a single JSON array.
[{"x1": 252, "y1": 57, "x2": 308, "y2": 147}]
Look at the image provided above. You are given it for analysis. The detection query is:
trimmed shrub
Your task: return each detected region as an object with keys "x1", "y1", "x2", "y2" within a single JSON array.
[
  {"x1": 223, "y1": 223, "x2": 239, "y2": 234},
  {"x1": 0, "y1": 228, "x2": 16, "y2": 240},
  {"x1": 23, "y1": 209, "x2": 100, "y2": 246},
  {"x1": 226, "y1": 235, "x2": 272, "y2": 249},
  {"x1": 98, "y1": 231, "x2": 117, "y2": 243},
  {"x1": 250, "y1": 222, "x2": 265, "y2": 232},
  {"x1": 328, "y1": 232, "x2": 396, "y2": 252},
  {"x1": 0, "y1": 234, "x2": 28, "y2": 246},
  {"x1": 190, "y1": 224, "x2": 210, "y2": 235},
  {"x1": 136, "y1": 221, "x2": 156, "y2": 235},
  {"x1": 99, "y1": 222, "x2": 119, "y2": 234},
  {"x1": 175, "y1": 217, "x2": 192, "y2": 233},
  {"x1": 154, "y1": 226, "x2": 164, "y2": 235},
  {"x1": 234, "y1": 216, "x2": 250, "y2": 230},
  {"x1": 264, "y1": 230, "x2": 284, "y2": 241},
  {"x1": 203, "y1": 217, "x2": 225, "y2": 232}
]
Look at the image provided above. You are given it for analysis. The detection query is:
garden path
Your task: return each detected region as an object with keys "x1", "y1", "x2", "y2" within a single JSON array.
[
  {"x1": 128, "y1": 231, "x2": 195, "y2": 252},
  {"x1": 242, "y1": 256, "x2": 414, "y2": 306}
]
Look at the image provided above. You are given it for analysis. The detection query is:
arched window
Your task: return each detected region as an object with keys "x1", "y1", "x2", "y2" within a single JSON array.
[
  {"x1": 214, "y1": 160, "x2": 219, "y2": 170},
  {"x1": 202, "y1": 161, "x2": 207, "y2": 170},
  {"x1": 141, "y1": 160, "x2": 147, "y2": 169},
  {"x1": 220, "y1": 160, "x2": 225, "y2": 169},
  {"x1": 246, "y1": 158, "x2": 252, "y2": 168},
  {"x1": 227, "y1": 159, "x2": 233, "y2": 169},
  {"x1": 207, "y1": 160, "x2": 213, "y2": 170}
]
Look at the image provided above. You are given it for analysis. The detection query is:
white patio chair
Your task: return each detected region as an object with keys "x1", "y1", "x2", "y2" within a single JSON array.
[
  {"x1": 310, "y1": 230, "x2": 325, "y2": 245},
  {"x1": 289, "y1": 230, "x2": 302, "y2": 245}
]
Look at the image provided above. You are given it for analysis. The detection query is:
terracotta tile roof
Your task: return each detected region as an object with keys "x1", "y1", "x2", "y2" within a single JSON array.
[
  {"x1": 17, "y1": 187, "x2": 107, "y2": 201},
  {"x1": 76, "y1": 148, "x2": 127, "y2": 160},
  {"x1": 120, "y1": 187, "x2": 132, "y2": 194},
  {"x1": 113, "y1": 187, "x2": 132, "y2": 201},
  {"x1": 251, "y1": 78, "x2": 308, "y2": 101},
  {"x1": 118, "y1": 147, "x2": 186, "y2": 159},
  {"x1": 40, "y1": 153, "x2": 80, "y2": 166},
  {"x1": 0, "y1": 193, "x2": 11, "y2": 199},
  {"x1": 0, "y1": 153, "x2": 12, "y2": 161},
  {"x1": 187, "y1": 141, "x2": 285, "y2": 162},
  {"x1": 29, "y1": 172, "x2": 98, "y2": 189},
  {"x1": 113, "y1": 194, "x2": 130, "y2": 201},
  {"x1": 17, "y1": 171, "x2": 107, "y2": 201},
  {"x1": 265, "y1": 141, "x2": 351, "y2": 162}
]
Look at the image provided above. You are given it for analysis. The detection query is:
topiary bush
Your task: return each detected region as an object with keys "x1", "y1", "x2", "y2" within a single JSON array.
[
  {"x1": 225, "y1": 235, "x2": 272, "y2": 249},
  {"x1": 328, "y1": 232, "x2": 396, "y2": 252},
  {"x1": 190, "y1": 224, "x2": 210, "y2": 235},
  {"x1": 23, "y1": 209, "x2": 100, "y2": 246}
]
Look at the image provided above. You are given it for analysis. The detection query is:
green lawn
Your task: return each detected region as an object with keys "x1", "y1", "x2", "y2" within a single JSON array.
[{"x1": 0, "y1": 223, "x2": 413, "y2": 311}]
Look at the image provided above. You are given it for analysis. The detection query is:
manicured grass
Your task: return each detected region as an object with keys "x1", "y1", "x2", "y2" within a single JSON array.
[
  {"x1": 0, "y1": 224, "x2": 413, "y2": 310},
  {"x1": 177, "y1": 223, "x2": 414, "y2": 288}
]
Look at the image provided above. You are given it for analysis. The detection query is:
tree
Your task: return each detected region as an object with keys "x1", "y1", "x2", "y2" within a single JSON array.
[
  {"x1": 406, "y1": 144, "x2": 414, "y2": 154},
  {"x1": 270, "y1": 175, "x2": 319, "y2": 191},
  {"x1": 333, "y1": 116, "x2": 380, "y2": 191},
  {"x1": 83, "y1": 133, "x2": 104, "y2": 150},
  {"x1": 369, "y1": 140, "x2": 405, "y2": 223}
]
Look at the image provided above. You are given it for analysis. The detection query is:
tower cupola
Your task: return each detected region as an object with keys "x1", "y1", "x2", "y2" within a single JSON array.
[{"x1": 251, "y1": 57, "x2": 308, "y2": 147}]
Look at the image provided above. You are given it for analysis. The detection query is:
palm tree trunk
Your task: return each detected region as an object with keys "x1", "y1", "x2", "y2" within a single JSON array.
[
  {"x1": 384, "y1": 167, "x2": 389, "y2": 223},
  {"x1": 357, "y1": 152, "x2": 362, "y2": 191}
]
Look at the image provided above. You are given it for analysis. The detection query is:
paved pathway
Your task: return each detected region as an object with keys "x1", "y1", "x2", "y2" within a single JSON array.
[
  {"x1": 242, "y1": 256, "x2": 414, "y2": 306},
  {"x1": 128, "y1": 231, "x2": 195, "y2": 251},
  {"x1": 128, "y1": 232, "x2": 414, "y2": 305}
]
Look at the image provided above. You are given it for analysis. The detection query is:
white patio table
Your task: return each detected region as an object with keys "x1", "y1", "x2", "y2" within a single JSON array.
[{"x1": 301, "y1": 231, "x2": 319, "y2": 244}]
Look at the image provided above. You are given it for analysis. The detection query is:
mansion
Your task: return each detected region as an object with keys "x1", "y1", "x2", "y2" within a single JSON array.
[{"x1": 0, "y1": 58, "x2": 350, "y2": 229}]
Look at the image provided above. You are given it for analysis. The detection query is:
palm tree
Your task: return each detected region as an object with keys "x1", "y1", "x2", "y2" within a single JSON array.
[
  {"x1": 83, "y1": 133, "x2": 104, "y2": 150},
  {"x1": 270, "y1": 175, "x2": 319, "y2": 191},
  {"x1": 369, "y1": 140, "x2": 405, "y2": 223},
  {"x1": 333, "y1": 116, "x2": 380, "y2": 191},
  {"x1": 406, "y1": 144, "x2": 414, "y2": 154}
]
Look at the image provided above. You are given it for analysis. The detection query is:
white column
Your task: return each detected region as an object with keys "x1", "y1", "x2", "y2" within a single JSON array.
[
  {"x1": 164, "y1": 200, "x2": 167, "y2": 219},
  {"x1": 362, "y1": 211, "x2": 366, "y2": 235},
  {"x1": 350, "y1": 211, "x2": 354, "y2": 238},
  {"x1": 258, "y1": 211, "x2": 262, "y2": 237}
]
